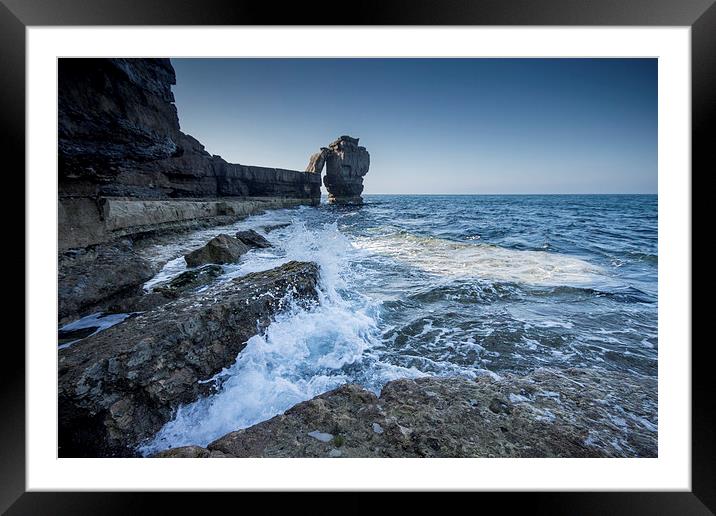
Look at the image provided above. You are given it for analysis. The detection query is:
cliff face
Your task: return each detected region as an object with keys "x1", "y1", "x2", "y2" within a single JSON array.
[{"x1": 58, "y1": 58, "x2": 321, "y2": 249}]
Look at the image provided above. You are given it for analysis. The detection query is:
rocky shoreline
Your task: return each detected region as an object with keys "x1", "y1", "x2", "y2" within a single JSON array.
[
  {"x1": 152, "y1": 367, "x2": 656, "y2": 458},
  {"x1": 57, "y1": 58, "x2": 655, "y2": 459},
  {"x1": 59, "y1": 258, "x2": 320, "y2": 457}
]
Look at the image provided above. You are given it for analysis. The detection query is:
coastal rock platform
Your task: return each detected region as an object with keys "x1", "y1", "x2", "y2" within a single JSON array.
[{"x1": 154, "y1": 367, "x2": 657, "y2": 458}]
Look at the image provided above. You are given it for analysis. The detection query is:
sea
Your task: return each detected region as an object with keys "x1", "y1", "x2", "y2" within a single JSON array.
[{"x1": 65, "y1": 194, "x2": 659, "y2": 455}]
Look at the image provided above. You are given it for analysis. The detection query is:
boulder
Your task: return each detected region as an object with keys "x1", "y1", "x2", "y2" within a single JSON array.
[
  {"x1": 235, "y1": 229, "x2": 272, "y2": 249},
  {"x1": 174, "y1": 367, "x2": 656, "y2": 458},
  {"x1": 184, "y1": 234, "x2": 249, "y2": 267},
  {"x1": 58, "y1": 261, "x2": 320, "y2": 457},
  {"x1": 58, "y1": 239, "x2": 158, "y2": 323}
]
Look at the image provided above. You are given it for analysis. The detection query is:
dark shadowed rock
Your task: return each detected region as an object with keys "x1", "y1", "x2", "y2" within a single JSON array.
[
  {"x1": 58, "y1": 240, "x2": 158, "y2": 323},
  {"x1": 184, "y1": 234, "x2": 249, "y2": 267},
  {"x1": 235, "y1": 229, "x2": 272, "y2": 249},
  {"x1": 58, "y1": 261, "x2": 320, "y2": 457},
  {"x1": 174, "y1": 368, "x2": 656, "y2": 459}
]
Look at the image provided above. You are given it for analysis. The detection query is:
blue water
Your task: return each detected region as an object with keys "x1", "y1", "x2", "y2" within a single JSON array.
[{"x1": 140, "y1": 194, "x2": 658, "y2": 454}]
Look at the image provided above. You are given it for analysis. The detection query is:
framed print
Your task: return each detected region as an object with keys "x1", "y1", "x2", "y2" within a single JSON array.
[{"x1": 2, "y1": 0, "x2": 712, "y2": 512}]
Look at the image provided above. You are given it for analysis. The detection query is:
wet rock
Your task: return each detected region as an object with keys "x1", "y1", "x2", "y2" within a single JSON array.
[
  {"x1": 184, "y1": 234, "x2": 249, "y2": 267},
  {"x1": 235, "y1": 229, "x2": 272, "y2": 249},
  {"x1": 200, "y1": 368, "x2": 656, "y2": 458},
  {"x1": 58, "y1": 261, "x2": 320, "y2": 457},
  {"x1": 104, "y1": 291, "x2": 173, "y2": 315},
  {"x1": 58, "y1": 326, "x2": 99, "y2": 346},
  {"x1": 58, "y1": 239, "x2": 158, "y2": 323},
  {"x1": 208, "y1": 384, "x2": 380, "y2": 458},
  {"x1": 153, "y1": 264, "x2": 224, "y2": 297}
]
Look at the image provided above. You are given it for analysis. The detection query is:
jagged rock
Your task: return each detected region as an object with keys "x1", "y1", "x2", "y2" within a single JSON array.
[
  {"x1": 184, "y1": 234, "x2": 249, "y2": 267},
  {"x1": 153, "y1": 264, "x2": 224, "y2": 297},
  {"x1": 323, "y1": 136, "x2": 370, "y2": 204},
  {"x1": 58, "y1": 261, "x2": 320, "y2": 457},
  {"x1": 58, "y1": 240, "x2": 158, "y2": 323},
  {"x1": 170, "y1": 368, "x2": 656, "y2": 458},
  {"x1": 235, "y1": 229, "x2": 272, "y2": 249}
]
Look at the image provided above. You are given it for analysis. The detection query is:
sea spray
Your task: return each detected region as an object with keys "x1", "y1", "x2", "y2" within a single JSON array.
[
  {"x1": 139, "y1": 218, "x2": 422, "y2": 455},
  {"x1": 137, "y1": 195, "x2": 657, "y2": 454}
]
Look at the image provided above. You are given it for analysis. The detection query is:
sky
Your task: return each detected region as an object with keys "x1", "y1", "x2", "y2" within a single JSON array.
[{"x1": 171, "y1": 58, "x2": 657, "y2": 194}]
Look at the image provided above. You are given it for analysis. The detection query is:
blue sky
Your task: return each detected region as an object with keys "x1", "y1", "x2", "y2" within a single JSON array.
[{"x1": 171, "y1": 58, "x2": 657, "y2": 194}]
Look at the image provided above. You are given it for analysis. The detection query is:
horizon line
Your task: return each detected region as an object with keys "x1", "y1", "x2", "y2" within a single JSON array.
[{"x1": 351, "y1": 192, "x2": 658, "y2": 196}]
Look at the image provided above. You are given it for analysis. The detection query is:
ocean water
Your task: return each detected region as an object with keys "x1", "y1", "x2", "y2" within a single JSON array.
[{"x1": 136, "y1": 194, "x2": 658, "y2": 455}]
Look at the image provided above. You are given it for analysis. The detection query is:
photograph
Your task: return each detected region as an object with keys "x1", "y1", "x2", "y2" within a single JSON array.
[{"x1": 57, "y1": 56, "x2": 659, "y2": 459}]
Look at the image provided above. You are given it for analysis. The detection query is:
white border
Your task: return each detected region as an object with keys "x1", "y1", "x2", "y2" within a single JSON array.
[{"x1": 27, "y1": 27, "x2": 691, "y2": 491}]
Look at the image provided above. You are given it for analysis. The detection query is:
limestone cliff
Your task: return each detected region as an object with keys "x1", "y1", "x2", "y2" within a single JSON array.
[{"x1": 58, "y1": 58, "x2": 321, "y2": 250}]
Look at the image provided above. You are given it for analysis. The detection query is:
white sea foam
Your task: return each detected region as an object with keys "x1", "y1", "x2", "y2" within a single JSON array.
[
  {"x1": 353, "y1": 232, "x2": 607, "y2": 287},
  {"x1": 136, "y1": 203, "x2": 654, "y2": 455},
  {"x1": 139, "y1": 217, "x2": 422, "y2": 455}
]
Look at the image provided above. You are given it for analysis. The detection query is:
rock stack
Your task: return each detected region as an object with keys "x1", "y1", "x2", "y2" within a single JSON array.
[{"x1": 306, "y1": 136, "x2": 370, "y2": 204}]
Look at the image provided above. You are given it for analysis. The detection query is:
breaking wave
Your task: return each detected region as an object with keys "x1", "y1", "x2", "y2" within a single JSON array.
[{"x1": 134, "y1": 194, "x2": 657, "y2": 454}]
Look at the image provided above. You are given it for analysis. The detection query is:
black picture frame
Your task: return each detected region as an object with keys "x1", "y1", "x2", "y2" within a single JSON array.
[{"x1": 2, "y1": 0, "x2": 711, "y2": 512}]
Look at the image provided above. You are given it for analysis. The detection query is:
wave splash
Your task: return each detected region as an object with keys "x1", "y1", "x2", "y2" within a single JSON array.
[{"x1": 139, "y1": 219, "x2": 421, "y2": 455}]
